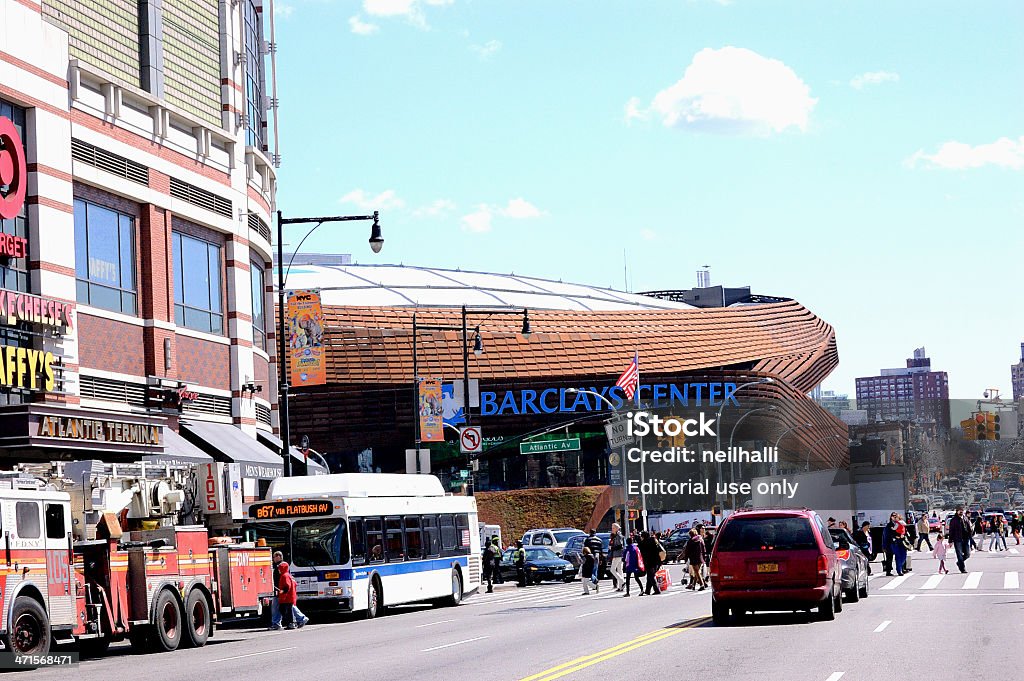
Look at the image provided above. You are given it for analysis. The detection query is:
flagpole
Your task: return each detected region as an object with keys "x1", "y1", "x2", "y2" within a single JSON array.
[{"x1": 635, "y1": 350, "x2": 646, "y2": 532}]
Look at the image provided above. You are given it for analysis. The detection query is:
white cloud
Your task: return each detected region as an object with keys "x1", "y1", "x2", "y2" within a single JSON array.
[
  {"x1": 499, "y1": 198, "x2": 543, "y2": 219},
  {"x1": 274, "y1": 3, "x2": 294, "y2": 18},
  {"x1": 640, "y1": 228, "x2": 657, "y2": 241},
  {"x1": 906, "y1": 137, "x2": 1024, "y2": 170},
  {"x1": 461, "y1": 205, "x2": 493, "y2": 233},
  {"x1": 413, "y1": 199, "x2": 457, "y2": 217},
  {"x1": 363, "y1": 0, "x2": 450, "y2": 29},
  {"x1": 348, "y1": 15, "x2": 379, "y2": 35},
  {"x1": 340, "y1": 189, "x2": 405, "y2": 211},
  {"x1": 850, "y1": 70, "x2": 900, "y2": 90},
  {"x1": 470, "y1": 40, "x2": 502, "y2": 60},
  {"x1": 624, "y1": 96, "x2": 648, "y2": 124},
  {"x1": 636, "y1": 46, "x2": 816, "y2": 135},
  {"x1": 460, "y1": 197, "x2": 544, "y2": 233}
]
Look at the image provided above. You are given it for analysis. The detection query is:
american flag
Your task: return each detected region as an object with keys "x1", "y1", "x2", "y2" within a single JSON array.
[{"x1": 615, "y1": 352, "x2": 640, "y2": 401}]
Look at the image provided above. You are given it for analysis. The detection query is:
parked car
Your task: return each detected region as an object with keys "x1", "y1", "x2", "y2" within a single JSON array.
[
  {"x1": 662, "y1": 528, "x2": 692, "y2": 563},
  {"x1": 828, "y1": 528, "x2": 869, "y2": 603},
  {"x1": 498, "y1": 547, "x2": 575, "y2": 584},
  {"x1": 709, "y1": 508, "x2": 843, "y2": 625},
  {"x1": 520, "y1": 528, "x2": 586, "y2": 557},
  {"x1": 561, "y1": 533, "x2": 610, "y2": 576}
]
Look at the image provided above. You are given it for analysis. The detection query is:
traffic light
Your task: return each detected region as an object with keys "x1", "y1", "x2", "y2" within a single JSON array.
[
  {"x1": 986, "y1": 412, "x2": 1000, "y2": 440},
  {"x1": 976, "y1": 413, "x2": 988, "y2": 440},
  {"x1": 961, "y1": 417, "x2": 977, "y2": 440}
]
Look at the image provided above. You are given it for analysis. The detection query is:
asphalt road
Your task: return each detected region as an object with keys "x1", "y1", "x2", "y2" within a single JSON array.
[{"x1": 28, "y1": 545, "x2": 1024, "y2": 681}]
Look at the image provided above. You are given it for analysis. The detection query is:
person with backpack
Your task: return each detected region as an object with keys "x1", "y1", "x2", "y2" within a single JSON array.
[
  {"x1": 608, "y1": 523, "x2": 624, "y2": 591},
  {"x1": 639, "y1": 531, "x2": 664, "y2": 595},
  {"x1": 482, "y1": 536, "x2": 499, "y2": 592},
  {"x1": 490, "y1": 537, "x2": 504, "y2": 584},
  {"x1": 514, "y1": 540, "x2": 527, "y2": 587},
  {"x1": 276, "y1": 561, "x2": 302, "y2": 629},
  {"x1": 580, "y1": 547, "x2": 597, "y2": 595},
  {"x1": 583, "y1": 530, "x2": 604, "y2": 592},
  {"x1": 684, "y1": 529, "x2": 707, "y2": 591},
  {"x1": 622, "y1": 536, "x2": 644, "y2": 597}
]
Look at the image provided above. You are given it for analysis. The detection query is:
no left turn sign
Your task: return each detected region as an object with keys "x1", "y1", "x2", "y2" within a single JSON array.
[{"x1": 460, "y1": 426, "x2": 482, "y2": 454}]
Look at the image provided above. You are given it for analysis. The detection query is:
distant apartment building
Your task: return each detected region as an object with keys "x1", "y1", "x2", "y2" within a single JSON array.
[
  {"x1": 855, "y1": 348, "x2": 951, "y2": 429},
  {"x1": 813, "y1": 389, "x2": 852, "y2": 419},
  {"x1": 1012, "y1": 342, "x2": 1024, "y2": 401}
]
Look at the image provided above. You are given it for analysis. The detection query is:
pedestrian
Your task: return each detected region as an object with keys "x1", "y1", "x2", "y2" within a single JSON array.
[
  {"x1": 853, "y1": 521, "x2": 873, "y2": 575},
  {"x1": 827, "y1": 517, "x2": 836, "y2": 529},
  {"x1": 892, "y1": 515, "x2": 909, "y2": 576},
  {"x1": 276, "y1": 561, "x2": 299, "y2": 629},
  {"x1": 583, "y1": 529, "x2": 604, "y2": 591},
  {"x1": 947, "y1": 506, "x2": 973, "y2": 574},
  {"x1": 608, "y1": 523, "x2": 625, "y2": 591},
  {"x1": 482, "y1": 535, "x2": 499, "y2": 593},
  {"x1": 916, "y1": 513, "x2": 933, "y2": 551},
  {"x1": 683, "y1": 529, "x2": 707, "y2": 591},
  {"x1": 906, "y1": 512, "x2": 918, "y2": 550},
  {"x1": 580, "y1": 547, "x2": 596, "y2": 595},
  {"x1": 622, "y1": 536, "x2": 645, "y2": 597},
  {"x1": 989, "y1": 515, "x2": 1008, "y2": 551},
  {"x1": 973, "y1": 515, "x2": 986, "y2": 552},
  {"x1": 490, "y1": 537, "x2": 504, "y2": 584},
  {"x1": 882, "y1": 513, "x2": 898, "y2": 576},
  {"x1": 269, "y1": 550, "x2": 285, "y2": 630},
  {"x1": 932, "y1": 533, "x2": 949, "y2": 574},
  {"x1": 638, "y1": 531, "x2": 663, "y2": 595},
  {"x1": 514, "y1": 540, "x2": 527, "y2": 587},
  {"x1": 1013, "y1": 513, "x2": 1023, "y2": 545}
]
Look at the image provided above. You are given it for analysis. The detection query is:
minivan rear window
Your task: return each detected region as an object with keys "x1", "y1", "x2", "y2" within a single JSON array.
[{"x1": 716, "y1": 517, "x2": 817, "y2": 551}]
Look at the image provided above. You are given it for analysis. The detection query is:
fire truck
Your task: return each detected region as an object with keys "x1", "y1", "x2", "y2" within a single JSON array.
[{"x1": 0, "y1": 461, "x2": 272, "y2": 660}]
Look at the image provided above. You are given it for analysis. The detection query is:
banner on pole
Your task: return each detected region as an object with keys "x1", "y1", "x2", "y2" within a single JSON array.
[
  {"x1": 287, "y1": 289, "x2": 326, "y2": 386},
  {"x1": 419, "y1": 377, "x2": 444, "y2": 442}
]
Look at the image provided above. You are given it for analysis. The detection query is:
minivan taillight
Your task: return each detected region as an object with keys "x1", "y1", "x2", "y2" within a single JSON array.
[
  {"x1": 816, "y1": 554, "x2": 828, "y2": 586},
  {"x1": 709, "y1": 553, "x2": 719, "y2": 578}
]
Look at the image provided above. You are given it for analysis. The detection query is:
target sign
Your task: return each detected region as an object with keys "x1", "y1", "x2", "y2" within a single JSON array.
[
  {"x1": 0, "y1": 118, "x2": 27, "y2": 220},
  {"x1": 459, "y1": 426, "x2": 482, "y2": 455}
]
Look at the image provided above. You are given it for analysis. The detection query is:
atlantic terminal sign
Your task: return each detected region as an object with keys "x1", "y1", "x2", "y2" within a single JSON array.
[{"x1": 480, "y1": 382, "x2": 740, "y2": 416}]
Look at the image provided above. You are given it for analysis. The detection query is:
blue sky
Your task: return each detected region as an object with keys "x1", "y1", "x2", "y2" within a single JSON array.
[{"x1": 272, "y1": 0, "x2": 1024, "y2": 401}]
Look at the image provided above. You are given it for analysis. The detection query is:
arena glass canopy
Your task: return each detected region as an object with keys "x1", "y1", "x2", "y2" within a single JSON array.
[{"x1": 281, "y1": 264, "x2": 696, "y2": 312}]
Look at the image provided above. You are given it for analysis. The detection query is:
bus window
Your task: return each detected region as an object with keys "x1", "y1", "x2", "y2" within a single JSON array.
[
  {"x1": 244, "y1": 521, "x2": 290, "y2": 560},
  {"x1": 455, "y1": 514, "x2": 470, "y2": 554},
  {"x1": 385, "y1": 517, "x2": 404, "y2": 561},
  {"x1": 404, "y1": 516, "x2": 423, "y2": 560},
  {"x1": 366, "y1": 517, "x2": 384, "y2": 563},
  {"x1": 350, "y1": 519, "x2": 367, "y2": 566},
  {"x1": 422, "y1": 515, "x2": 441, "y2": 557},
  {"x1": 440, "y1": 514, "x2": 456, "y2": 551},
  {"x1": 292, "y1": 519, "x2": 351, "y2": 568}
]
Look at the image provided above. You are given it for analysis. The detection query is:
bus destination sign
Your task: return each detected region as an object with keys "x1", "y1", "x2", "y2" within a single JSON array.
[{"x1": 248, "y1": 500, "x2": 334, "y2": 520}]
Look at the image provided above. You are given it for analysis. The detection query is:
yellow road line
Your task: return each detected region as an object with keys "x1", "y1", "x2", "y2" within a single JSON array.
[{"x1": 519, "y1": 617, "x2": 710, "y2": 681}]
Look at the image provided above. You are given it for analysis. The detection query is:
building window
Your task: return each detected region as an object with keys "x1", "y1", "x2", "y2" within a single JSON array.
[
  {"x1": 172, "y1": 231, "x2": 223, "y2": 334},
  {"x1": 251, "y1": 259, "x2": 266, "y2": 350},
  {"x1": 0, "y1": 100, "x2": 28, "y2": 295},
  {"x1": 74, "y1": 199, "x2": 136, "y2": 314},
  {"x1": 243, "y1": 0, "x2": 266, "y2": 150}
]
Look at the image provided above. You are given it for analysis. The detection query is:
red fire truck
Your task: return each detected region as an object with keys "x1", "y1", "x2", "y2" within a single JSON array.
[{"x1": 0, "y1": 488, "x2": 272, "y2": 659}]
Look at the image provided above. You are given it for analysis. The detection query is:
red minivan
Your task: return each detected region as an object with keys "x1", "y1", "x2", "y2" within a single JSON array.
[{"x1": 709, "y1": 509, "x2": 843, "y2": 625}]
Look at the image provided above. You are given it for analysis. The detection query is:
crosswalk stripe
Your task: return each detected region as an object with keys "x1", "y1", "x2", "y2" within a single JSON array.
[
  {"x1": 963, "y1": 572, "x2": 982, "y2": 589},
  {"x1": 1004, "y1": 572, "x2": 1019, "y2": 589},
  {"x1": 881, "y1": 574, "x2": 911, "y2": 590},
  {"x1": 1010, "y1": 549, "x2": 1020, "y2": 555},
  {"x1": 921, "y1": 575, "x2": 943, "y2": 590}
]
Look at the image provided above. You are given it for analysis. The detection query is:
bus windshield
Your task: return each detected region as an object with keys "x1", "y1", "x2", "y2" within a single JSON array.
[{"x1": 292, "y1": 519, "x2": 350, "y2": 568}]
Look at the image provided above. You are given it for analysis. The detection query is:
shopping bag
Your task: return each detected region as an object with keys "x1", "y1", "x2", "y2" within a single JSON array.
[{"x1": 655, "y1": 567, "x2": 671, "y2": 592}]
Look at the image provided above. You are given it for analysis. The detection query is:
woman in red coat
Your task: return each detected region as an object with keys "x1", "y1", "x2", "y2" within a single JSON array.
[{"x1": 277, "y1": 562, "x2": 298, "y2": 628}]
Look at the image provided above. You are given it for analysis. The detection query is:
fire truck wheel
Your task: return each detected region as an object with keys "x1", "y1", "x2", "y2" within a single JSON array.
[
  {"x1": 152, "y1": 590, "x2": 183, "y2": 652},
  {"x1": 183, "y1": 590, "x2": 211, "y2": 648},
  {"x1": 5, "y1": 597, "x2": 50, "y2": 657}
]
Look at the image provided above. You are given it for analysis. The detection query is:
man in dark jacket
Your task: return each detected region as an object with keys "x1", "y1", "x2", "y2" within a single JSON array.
[
  {"x1": 882, "y1": 513, "x2": 898, "y2": 576},
  {"x1": 684, "y1": 529, "x2": 706, "y2": 590},
  {"x1": 947, "y1": 506, "x2": 973, "y2": 573},
  {"x1": 852, "y1": 522, "x2": 874, "y2": 575},
  {"x1": 638, "y1": 531, "x2": 663, "y2": 595},
  {"x1": 482, "y1": 536, "x2": 499, "y2": 592},
  {"x1": 608, "y1": 523, "x2": 624, "y2": 591},
  {"x1": 584, "y1": 530, "x2": 604, "y2": 590}
]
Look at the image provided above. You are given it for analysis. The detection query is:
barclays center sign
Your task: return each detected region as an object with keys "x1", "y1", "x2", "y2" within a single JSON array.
[{"x1": 480, "y1": 382, "x2": 741, "y2": 416}]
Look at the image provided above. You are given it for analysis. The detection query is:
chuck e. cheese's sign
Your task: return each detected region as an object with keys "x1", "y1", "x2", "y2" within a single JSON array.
[{"x1": 0, "y1": 115, "x2": 75, "y2": 393}]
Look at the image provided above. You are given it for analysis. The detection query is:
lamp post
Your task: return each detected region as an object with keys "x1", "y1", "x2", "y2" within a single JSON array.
[
  {"x1": 714, "y1": 378, "x2": 774, "y2": 503},
  {"x1": 277, "y1": 210, "x2": 382, "y2": 477},
  {"x1": 726, "y1": 405, "x2": 778, "y2": 510},
  {"x1": 566, "y1": 388, "x2": 631, "y2": 536},
  {"x1": 773, "y1": 422, "x2": 813, "y2": 475},
  {"x1": 806, "y1": 434, "x2": 846, "y2": 471},
  {"x1": 411, "y1": 306, "x2": 529, "y2": 487}
]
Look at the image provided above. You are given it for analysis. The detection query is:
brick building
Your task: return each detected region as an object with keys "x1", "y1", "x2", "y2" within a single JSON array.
[
  {"x1": 854, "y1": 347, "x2": 951, "y2": 430},
  {"x1": 0, "y1": 0, "x2": 309, "y2": 491}
]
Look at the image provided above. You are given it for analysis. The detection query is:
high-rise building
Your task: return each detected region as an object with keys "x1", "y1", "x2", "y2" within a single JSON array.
[
  {"x1": 814, "y1": 389, "x2": 852, "y2": 419},
  {"x1": 1011, "y1": 343, "x2": 1024, "y2": 401},
  {"x1": 855, "y1": 348, "x2": 950, "y2": 429}
]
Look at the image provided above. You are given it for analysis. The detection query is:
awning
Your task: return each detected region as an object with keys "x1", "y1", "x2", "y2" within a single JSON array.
[
  {"x1": 143, "y1": 428, "x2": 213, "y2": 466},
  {"x1": 180, "y1": 420, "x2": 284, "y2": 479},
  {"x1": 256, "y1": 430, "x2": 329, "y2": 475}
]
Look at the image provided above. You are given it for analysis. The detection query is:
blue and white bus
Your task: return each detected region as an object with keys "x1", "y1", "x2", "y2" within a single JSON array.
[{"x1": 243, "y1": 474, "x2": 481, "y2": 618}]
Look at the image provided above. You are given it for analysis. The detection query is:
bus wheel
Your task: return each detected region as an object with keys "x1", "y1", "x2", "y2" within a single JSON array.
[
  {"x1": 365, "y1": 578, "x2": 383, "y2": 619},
  {"x1": 183, "y1": 589, "x2": 211, "y2": 647},
  {"x1": 5, "y1": 597, "x2": 50, "y2": 660},
  {"x1": 152, "y1": 590, "x2": 182, "y2": 652},
  {"x1": 444, "y1": 570, "x2": 463, "y2": 607}
]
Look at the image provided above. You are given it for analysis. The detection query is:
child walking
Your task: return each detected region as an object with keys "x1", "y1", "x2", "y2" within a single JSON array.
[{"x1": 932, "y1": 533, "x2": 949, "y2": 574}]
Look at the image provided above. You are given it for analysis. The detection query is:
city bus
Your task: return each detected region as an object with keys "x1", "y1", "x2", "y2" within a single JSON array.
[{"x1": 242, "y1": 474, "x2": 481, "y2": 618}]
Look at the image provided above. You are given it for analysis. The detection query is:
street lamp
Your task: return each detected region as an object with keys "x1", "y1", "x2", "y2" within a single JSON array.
[
  {"x1": 276, "y1": 210, "x2": 382, "y2": 477},
  {"x1": 806, "y1": 434, "x2": 846, "y2": 471},
  {"x1": 714, "y1": 377, "x2": 774, "y2": 502},
  {"x1": 726, "y1": 405, "x2": 778, "y2": 511},
  {"x1": 566, "y1": 388, "x2": 632, "y2": 536}
]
